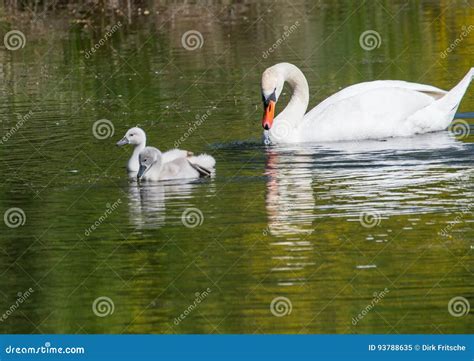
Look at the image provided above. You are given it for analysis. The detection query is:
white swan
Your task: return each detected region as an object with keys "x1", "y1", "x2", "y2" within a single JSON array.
[
  {"x1": 116, "y1": 127, "x2": 191, "y2": 172},
  {"x1": 137, "y1": 146, "x2": 216, "y2": 181},
  {"x1": 261, "y1": 63, "x2": 473, "y2": 143}
]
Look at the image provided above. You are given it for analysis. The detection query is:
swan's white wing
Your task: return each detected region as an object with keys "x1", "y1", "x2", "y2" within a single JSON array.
[
  {"x1": 408, "y1": 68, "x2": 474, "y2": 133},
  {"x1": 299, "y1": 87, "x2": 436, "y2": 142},
  {"x1": 305, "y1": 80, "x2": 446, "y2": 121}
]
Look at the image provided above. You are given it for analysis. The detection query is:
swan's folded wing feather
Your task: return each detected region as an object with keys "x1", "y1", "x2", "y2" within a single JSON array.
[
  {"x1": 407, "y1": 68, "x2": 474, "y2": 131},
  {"x1": 306, "y1": 80, "x2": 446, "y2": 120},
  {"x1": 300, "y1": 87, "x2": 435, "y2": 141}
]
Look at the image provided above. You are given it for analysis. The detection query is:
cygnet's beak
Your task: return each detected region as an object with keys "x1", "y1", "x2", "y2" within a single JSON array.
[
  {"x1": 137, "y1": 164, "x2": 148, "y2": 180},
  {"x1": 116, "y1": 137, "x2": 129, "y2": 146}
]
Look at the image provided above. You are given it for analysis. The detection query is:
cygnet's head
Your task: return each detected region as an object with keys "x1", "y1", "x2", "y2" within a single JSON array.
[
  {"x1": 116, "y1": 127, "x2": 146, "y2": 147},
  {"x1": 137, "y1": 146, "x2": 162, "y2": 179}
]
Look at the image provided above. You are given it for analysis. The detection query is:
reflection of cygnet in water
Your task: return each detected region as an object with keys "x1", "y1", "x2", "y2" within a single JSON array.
[
  {"x1": 128, "y1": 184, "x2": 166, "y2": 230},
  {"x1": 265, "y1": 148, "x2": 315, "y2": 238},
  {"x1": 128, "y1": 181, "x2": 200, "y2": 230},
  {"x1": 137, "y1": 146, "x2": 216, "y2": 181}
]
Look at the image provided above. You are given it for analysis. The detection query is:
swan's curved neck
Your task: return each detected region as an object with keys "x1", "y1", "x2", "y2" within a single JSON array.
[{"x1": 277, "y1": 64, "x2": 309, "y2": 123}]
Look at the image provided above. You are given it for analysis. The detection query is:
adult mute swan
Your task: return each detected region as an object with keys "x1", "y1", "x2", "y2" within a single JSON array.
[
  {"x1": 137, "y1": 146, "x2": 216, "y2": 181},
  {"x1": 116, "y1": 127, "x2": 191, "y2": 172},
  {"x1": 261, "y1": 63, "x2": 473, "y2": 143}
]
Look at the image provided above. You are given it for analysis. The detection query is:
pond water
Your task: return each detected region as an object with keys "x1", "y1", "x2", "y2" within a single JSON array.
[{"x1": 0, "y1": 0, "x2": 473, "y2": 334}]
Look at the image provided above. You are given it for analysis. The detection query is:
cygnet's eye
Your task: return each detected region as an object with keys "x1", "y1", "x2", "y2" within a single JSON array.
[{"x1": 130, "y1": 133, "x2": 134, "y2": 137}]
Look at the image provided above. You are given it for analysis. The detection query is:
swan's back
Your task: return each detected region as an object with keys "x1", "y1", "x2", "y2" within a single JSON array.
[
  {"x1": 301, "y1": 87, "x2": 435, "y2": 142},
  {"x1": 305, "y1": 80, "x2": 447, "y2": 121},
  {"x1": 299, "y1": 70, "x2": 473, "y2": 142}
]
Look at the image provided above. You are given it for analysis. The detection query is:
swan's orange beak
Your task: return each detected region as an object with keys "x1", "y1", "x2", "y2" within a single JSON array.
[{"x1": 262, "y1": 100, "x2": 275, "y2": 130}]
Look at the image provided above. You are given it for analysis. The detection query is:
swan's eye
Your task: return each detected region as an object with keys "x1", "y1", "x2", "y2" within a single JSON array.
[{"x1": 130, "y1": 134, "x2": 134, "y2": 137}]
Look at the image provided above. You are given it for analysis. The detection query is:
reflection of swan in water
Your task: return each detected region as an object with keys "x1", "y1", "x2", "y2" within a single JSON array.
[
  {"x1": 265, "y1": 148, "x2": 315, "y2": 238},
  {"x1": 265, "y1": 147, "x2": 317, "y2": 285},
  {"x1": 308, "y1": 129, "x2": 466, "y2": 153},
  {"x1": 127, "y1": 181, "x2": 199, "y2": 229},
  {"x1": 265, "y1": 131, "x2": 472, "y2": 235},
  {"x1": 265, "y1": 131, "x2": 472, "y2": 285},
  {"x1": 310, "y1": 132, "x2": 472, "y2": 218}
]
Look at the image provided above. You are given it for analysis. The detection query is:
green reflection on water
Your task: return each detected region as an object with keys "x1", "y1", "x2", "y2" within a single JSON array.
[{"x1": 0, "y1": 0, "x2": 473, "y2": 334}]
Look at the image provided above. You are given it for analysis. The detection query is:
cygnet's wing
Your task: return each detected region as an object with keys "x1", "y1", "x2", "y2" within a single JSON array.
[
  {"x1": 187, "y1": 160, "x2": 212, "y2": 178},
  {"x1": 163, "y1": 158, "x2": 186, "y2": 176},
  {"x1": 162, "y1": 149, "x2": 191, "y2": 163}
]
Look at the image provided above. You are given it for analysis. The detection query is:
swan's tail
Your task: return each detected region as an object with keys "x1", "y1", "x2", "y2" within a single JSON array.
[
  {"x1": 408, "y1": 68, "x2": 474, "y2": 132},
  {"x1": 435, "y1": 68, "x2": 474, "y2": 115},
  {"x1": 188, "y1": 154, "x2": 216, "y2": 177}
]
